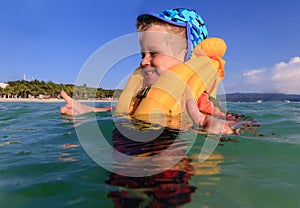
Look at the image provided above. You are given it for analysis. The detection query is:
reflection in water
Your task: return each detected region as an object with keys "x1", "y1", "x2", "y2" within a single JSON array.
[
  {"x1": 106, "y1": 171, "x2": 195, "y2": 207},
  {"x1": 105, "y1": 123, "x2": 224, "y2": 208},
  {"x1": 58, "y1": 144, "x2": 79, "y2": 162},
  {"x1": 63, "y1": 114, "x2": 226, "y2": 207}
]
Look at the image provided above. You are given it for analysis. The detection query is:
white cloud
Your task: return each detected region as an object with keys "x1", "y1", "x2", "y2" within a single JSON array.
[
  {"x1": 238, "y1": 57, "x2": 300, "y2": 94},
  {"x1": 243, "y1": 69, "x2": 265, "y2": 77}
]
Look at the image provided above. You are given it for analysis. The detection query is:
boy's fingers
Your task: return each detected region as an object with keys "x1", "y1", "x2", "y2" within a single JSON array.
[
  {"x1": 60, "y1": 90, "x2": 73, "y2": 103},
  {"x1": 60, "y1": 106, "x2": 68, "y2": 114}
]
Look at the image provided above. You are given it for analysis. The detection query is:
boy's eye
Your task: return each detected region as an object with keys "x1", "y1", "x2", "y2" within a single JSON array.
[
  {"x1": 140, "y1": 52, "x2": 159, "y2": 59},
  {"x1": 150, "y1": 52, "x2": 158, "y2": 56}
]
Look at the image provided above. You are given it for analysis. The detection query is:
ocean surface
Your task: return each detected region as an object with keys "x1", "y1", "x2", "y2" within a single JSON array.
[{"x1": 0, "y1": 101, "x2": 299, "y2": 208}]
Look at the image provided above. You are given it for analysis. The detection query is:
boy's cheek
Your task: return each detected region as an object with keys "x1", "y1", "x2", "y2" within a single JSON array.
[{"x1": 156, "y1": 68, "x2": 168, "y2": 75}]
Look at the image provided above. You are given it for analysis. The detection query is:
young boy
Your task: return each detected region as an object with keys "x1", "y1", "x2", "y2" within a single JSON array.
[{"x1": 60, "y1": 8, "x2": 234, "y2": 134}]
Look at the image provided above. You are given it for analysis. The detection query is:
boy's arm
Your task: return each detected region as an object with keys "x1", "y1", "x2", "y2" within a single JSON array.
[{"x1": 60, "y1": 90, "x2": 112, "y2": 116}]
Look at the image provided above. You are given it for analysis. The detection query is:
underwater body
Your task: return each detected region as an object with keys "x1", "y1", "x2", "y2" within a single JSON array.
[{"x1": 0, "y1": 101, "x2": 299, "y2": 208}]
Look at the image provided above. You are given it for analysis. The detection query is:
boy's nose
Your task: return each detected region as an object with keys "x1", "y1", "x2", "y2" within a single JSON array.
[{"x1": 140, "y1": 54, "x2": 151, "y2": 67}]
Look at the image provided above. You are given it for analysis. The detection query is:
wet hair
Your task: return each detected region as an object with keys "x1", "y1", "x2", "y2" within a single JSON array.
[
  {"x1": 136, "y1": 16, "x2": 187, "y2": 59},
  {"x1": 136, "y1": 16, "x2": 186, "y2": 39}
]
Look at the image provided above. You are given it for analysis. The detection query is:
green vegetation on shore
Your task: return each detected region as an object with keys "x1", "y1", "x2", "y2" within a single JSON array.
[
  {"x1": 0, "y1": 80, "x2": 122, "y2": 99},
  {"x1": 2, "y1": 80, "x2": 299, "y2": 102}
]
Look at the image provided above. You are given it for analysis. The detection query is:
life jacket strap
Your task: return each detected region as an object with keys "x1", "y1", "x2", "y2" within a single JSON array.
[{"x1": 129, "y1": 87, "x2": 151, "y2": 115}]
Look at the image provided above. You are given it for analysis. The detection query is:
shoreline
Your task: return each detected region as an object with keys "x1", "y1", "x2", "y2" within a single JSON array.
[{"x1": 0, "y1": 98, "x2": 118, "y2": 103}]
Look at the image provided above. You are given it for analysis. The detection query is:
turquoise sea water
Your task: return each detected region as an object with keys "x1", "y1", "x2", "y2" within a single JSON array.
[{"x1": 0, "y1": 101, "x2": 299, "y2": 208}]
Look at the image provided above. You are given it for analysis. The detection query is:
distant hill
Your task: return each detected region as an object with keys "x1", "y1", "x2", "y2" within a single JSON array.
[{"x1": 217, "y1": 93, "x2": 300, "y2": 102}]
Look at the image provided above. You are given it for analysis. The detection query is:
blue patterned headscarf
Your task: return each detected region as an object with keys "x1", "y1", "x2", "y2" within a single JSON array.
[{"x1": 137, "y1": 8, "x2": 209, "y2": 61}]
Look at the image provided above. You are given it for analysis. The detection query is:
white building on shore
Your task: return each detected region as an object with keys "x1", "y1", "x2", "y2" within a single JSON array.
[{"x1": 0, "y1": 82, "x2": 8, "y2": 89}]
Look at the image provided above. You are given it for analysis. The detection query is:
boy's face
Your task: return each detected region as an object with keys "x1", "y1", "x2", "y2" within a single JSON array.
[{"x1": 139, "y1": 25, "x2": 186, "y2": 76}]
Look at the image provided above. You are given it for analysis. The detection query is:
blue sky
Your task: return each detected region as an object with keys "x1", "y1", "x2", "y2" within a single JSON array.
[{"x1": 1, "y1": 0, "x2": 300, "y2": 94}]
